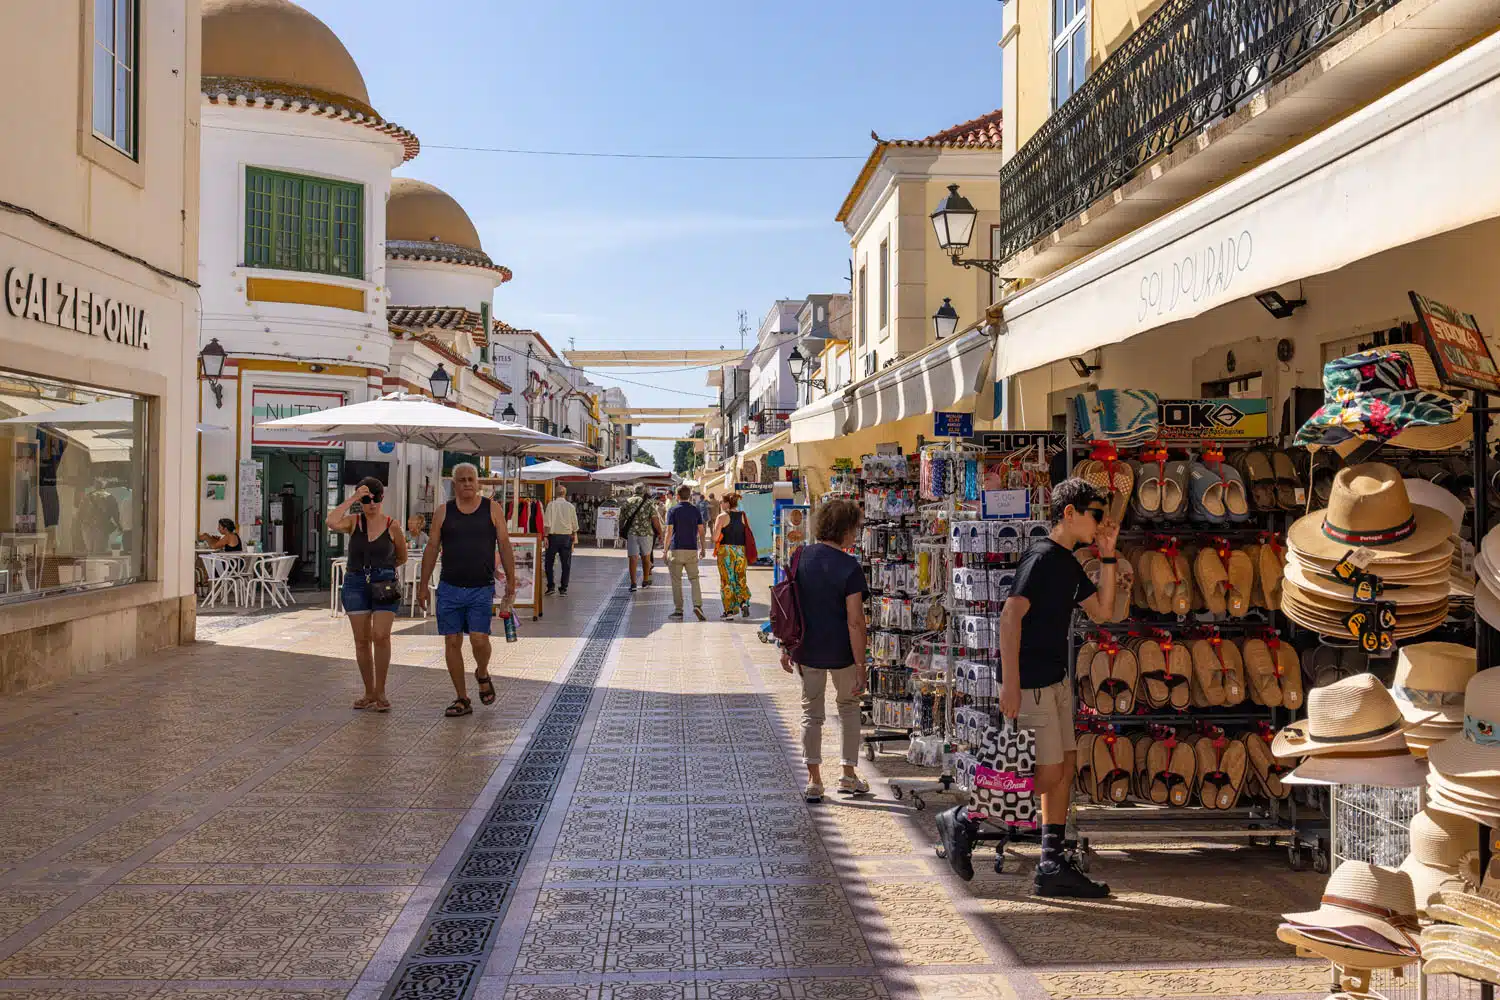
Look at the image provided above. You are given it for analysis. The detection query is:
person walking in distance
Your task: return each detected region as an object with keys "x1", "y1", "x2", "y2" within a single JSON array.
[
  {"x1": 782, "y1": 499, "x2": 870, "y2": 802},
  {"x1": 620, "y1": 484, "x2": 661, "y2": 593},
  {"x1": 935, "y1": 478, "x2": 1117, "y2": 898},
  {"x1": 543, "y1": 485, "x2": 579, "y2": 596},
  {"x1": 328, "y1": 477, "x2": 407, "y2": 712},
  {"x1": 712, "y1": 492, "x2": 754, "y2": 618},
  {"x1": 664, "y1": 484, "x2": 707, "y2": 621},
  {"x1": 418, "y1": 463, "x2": 516, "y2": 718}
]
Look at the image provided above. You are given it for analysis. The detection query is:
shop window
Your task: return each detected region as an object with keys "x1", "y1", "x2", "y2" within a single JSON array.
[
  {"x1": 878, "y1": 241, "x2": 890, "y2": 331},
  {"x1": 857, "y1": 265, "x2": 868, "y2": 345},
  {"x1": 244, "y1": 167, "x2": 364, "y2": 278},
  {"x1": 92, "y1": 0, "x2": 138, "y2": 157},
  {"x1": 1201, "y1": 373, "x2": 1264, "y2": 399},
  {"x1": 0, "y1": 369, "x2": 149, "y2": 605},
  {"x1": 1053, "y1": 0, "x2": 1088, "y2": 110}
]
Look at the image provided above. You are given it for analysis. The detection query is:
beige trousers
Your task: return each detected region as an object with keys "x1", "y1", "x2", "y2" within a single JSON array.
[
  {"x1": 667, "y1": 549, "x2": 702, "y2": 611},
  {"x1": 801, "y1": 666, "x2": 862, "y2": 767}
]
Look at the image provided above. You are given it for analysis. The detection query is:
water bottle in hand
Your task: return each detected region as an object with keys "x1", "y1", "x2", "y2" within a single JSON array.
[{"x1": 501, "y1": 610, "x2": 519, "y2": 643}]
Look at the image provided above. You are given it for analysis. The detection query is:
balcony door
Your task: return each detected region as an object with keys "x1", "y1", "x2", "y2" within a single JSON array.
[{"x1": 1053, "y1": 0, "x2": 1088, "y2": 109}]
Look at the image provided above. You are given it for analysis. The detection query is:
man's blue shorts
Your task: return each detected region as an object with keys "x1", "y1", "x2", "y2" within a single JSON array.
[{"x1": 436, "y1": 580, "x2": 494, "y2": 635}]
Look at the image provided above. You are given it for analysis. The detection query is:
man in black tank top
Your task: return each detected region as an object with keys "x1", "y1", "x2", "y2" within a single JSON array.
[{"x1": 418, "y1": 463, "x2": 517, "y2": 718}]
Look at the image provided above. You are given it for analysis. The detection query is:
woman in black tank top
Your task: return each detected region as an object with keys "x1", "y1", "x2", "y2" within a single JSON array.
[
  {"x1": 328, "y1": 476, "x2": 408, "y2": 712},
  {"x1": 711, "y1": 492, "x2": 754, "y2": 619}
]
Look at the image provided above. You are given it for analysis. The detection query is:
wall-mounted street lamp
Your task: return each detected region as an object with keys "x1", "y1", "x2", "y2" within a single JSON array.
[
  {"x1": 932, "y1": 298, "x2": 960, "y2": 341},
  {"x1": 429, "y1": 363, "x2": 452, "y2": 400},
  {"x1": 561, "y1": 424, "x2": 573, "y2": 439},
  {"x1": 786, "y1": 347, "x2": 825, "y2": 391},
  {"x1": 199, "y1": 338, "x2": 227, "y2": 409},
  {"x1": 501, "y1": 403, "x2": 517, "y2": 421},
  {"x1": 930, "y1": 184, "x2": 1010, "y2": 279}
]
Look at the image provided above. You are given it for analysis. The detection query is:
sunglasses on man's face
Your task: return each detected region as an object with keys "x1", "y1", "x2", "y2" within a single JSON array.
[{"x1": 1081, "y1": 506, "x2": 1105, "y2": 523}]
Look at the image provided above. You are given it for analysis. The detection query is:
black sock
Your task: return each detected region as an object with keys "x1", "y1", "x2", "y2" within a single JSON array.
[{"x1": 1040, "y1": 823, "x2": 1067, "y2": 869}]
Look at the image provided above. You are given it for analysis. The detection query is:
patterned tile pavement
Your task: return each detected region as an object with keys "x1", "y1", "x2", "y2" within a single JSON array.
[{"x1": 0, "y1": 550, "x2": 1337, "y2": 1000}]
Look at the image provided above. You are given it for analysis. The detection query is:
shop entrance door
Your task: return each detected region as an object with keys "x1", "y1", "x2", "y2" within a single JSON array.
[{"x1": 256, "y1": 448, "x2": 344, "y2": 587}]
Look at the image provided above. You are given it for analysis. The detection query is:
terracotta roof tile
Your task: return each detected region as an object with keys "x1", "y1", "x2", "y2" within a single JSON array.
[
  {"x1": 387, "y1": 305, "x2": 491, "y2": 346},
  {"x1": 908, "y1": 109, "x2": 1004, "y2": 148},
  {"x1": 387, "y1": 325, "x2": 513, "y2": 393},
  {"x1": 202, "y1": 76, "x2": 420, "y2": 162}
]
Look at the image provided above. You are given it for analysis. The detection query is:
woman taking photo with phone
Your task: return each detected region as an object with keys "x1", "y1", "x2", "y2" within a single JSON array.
[{"x1": 328, "y1": 477, "x2": 407, "y2": 712}]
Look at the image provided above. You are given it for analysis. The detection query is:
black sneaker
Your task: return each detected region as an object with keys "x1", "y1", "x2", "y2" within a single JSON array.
[
  {"x1": 935, "y1": 806, "x2": 977, "y2": 882},
  {"x1": 668, "y1": 610, "x2": 684, "y2": 620},
  {"x1": 629, "y1": 584, "x2": 638, "y2": 593},
  {"x1": 741, "y1": 604, "x2": 751, "y2": 618},
  {"x1": 559, "y1": 589, "x2": 567, "y2": 596},
  {"x1": 1033, "y1": 858, "x2": 1110, "y2": 898},
  {"x1": 545, "y1": 587, "x2": 556, "y2": 596}
]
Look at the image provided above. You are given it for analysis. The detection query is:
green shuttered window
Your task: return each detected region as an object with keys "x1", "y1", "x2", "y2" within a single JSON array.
[{"x1": 245, "y1": 168, "x2": 364, "y2": 278}]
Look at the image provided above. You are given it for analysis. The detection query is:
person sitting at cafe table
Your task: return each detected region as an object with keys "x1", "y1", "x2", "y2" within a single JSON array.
[
  {"x1": 197, "y1": 518, "x2": 244, "y2": 552},
  {"x1": 407, "y1": 514, "x2": 428, "y2": 550}
]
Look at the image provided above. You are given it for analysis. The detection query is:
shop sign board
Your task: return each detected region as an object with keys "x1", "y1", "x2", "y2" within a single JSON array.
[
  {"x1": 933, "y1": 411, "x2": 974, "y2": 438},
  {"x1": 595, "y1": 506, "x2": 619, "y2": 541},
  {"x1": 1157, "y1": 397, "x2": 1268, "y2": 440},
  {"x1": 981, "y1": 488, "x2": 1031, "y2": 520},
  {"x1": 1409, "y1": 291, "x2": 1500, "y2": 393},
  {"x1": 250, "y1": 388, "x2": 347, "y2": 448},
  {"x1": 4, "y1": 265, "x2": 151, "y2": 350},
  {"x1": 969, "y1": 431, "x2": 1065, "y2": 452},
  {"x1": 237, "y1": 458, "x2": 263, "y2": 528}
]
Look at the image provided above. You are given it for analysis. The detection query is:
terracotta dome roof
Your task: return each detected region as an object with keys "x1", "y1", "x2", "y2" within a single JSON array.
[
  {"x1": 388, "y1": 179, "x2": 484, "y2": 252},
  {"x1": 203, "y1": 0, "x2": 371, "y2": 111}
]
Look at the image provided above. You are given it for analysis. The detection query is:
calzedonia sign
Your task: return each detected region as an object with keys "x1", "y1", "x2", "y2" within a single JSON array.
[{"x1": 4, "y1": 266, "x2": 151, "y2": 350}]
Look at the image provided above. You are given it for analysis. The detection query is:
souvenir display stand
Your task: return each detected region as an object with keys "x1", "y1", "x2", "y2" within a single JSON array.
[{"x1": 1062, "y1": 400, "x2": 1317, "y2": 867}]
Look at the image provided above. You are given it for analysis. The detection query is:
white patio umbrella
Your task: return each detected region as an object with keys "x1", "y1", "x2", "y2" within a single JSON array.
[
  {"x1": 0, "y1": 396, "x2": 135, "y2": 428},
  {"x1": 591, "y1": 460, "x2": 675, "y2": 484},
  {"x1": 519, "y1": 460, "x2": 591, "y2": 482}
]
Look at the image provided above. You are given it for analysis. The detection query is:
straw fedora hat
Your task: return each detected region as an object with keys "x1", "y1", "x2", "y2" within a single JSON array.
[
  {"x1": 1391, "y1": 642, "x2": 1475, "y2": 724},
  {"x1": 1288, "y1": 463, "x2": 1453, "y2": 562},
  {"x1": 1405, "y1": 478, "x2": 1467, "y2": 534},
  {"x1": 1295, "y1": 544, "x2": 1455, "y2": 579},
  {"x1": 1428, "y1": 669, "x2": 1500, "y2": 779},
  {"x1": 1271, "y1": 674, "x2": 1421, "y2": 758},
  {"x1": 1386, "y1": 343, "x2": 1475, "y2": 451},
  {"x1": 1479, "y1": 578, "x2": 1500, "y2": 633},
  {"x1": 1277, "y1": 924, "x2": 1419, "y2": 971},
  {"x1": 1421, "y1": 941, "x2": 1500, "y2": 983},
  {"x1": 1282, "y1": 861, "x2": 1421, "y2": 953},
  {"x1": 1284, "y1": 751, "x2": 1427, "y2": 788},
  {"x1": 1282, "y1": 559, "x2": 1450, "y2": 607}
]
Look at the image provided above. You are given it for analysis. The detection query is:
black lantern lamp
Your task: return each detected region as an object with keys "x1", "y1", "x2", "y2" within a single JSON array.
[
  {"x1": 199, "y1": 338, "x2": 228, "y2": 409},
  {"x1": 501, "y1": 402, "x2": 517, "y2": 421},
  {"x1": 933, "y1": 298, "x2": 960, "y2": 341},
  {"x1": 930, "y1": 183, "x2": 1009, "y2": 279},
  {"x1": 786, "y1": 346, "x2": 825, "y2": 391},
  {"x1": 429, "y1": 363, "x2": 452, "y2": 400}
]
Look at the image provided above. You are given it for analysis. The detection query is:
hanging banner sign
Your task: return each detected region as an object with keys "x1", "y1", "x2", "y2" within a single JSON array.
[
  {"x1": 1409, "y1": 291, "x2": 1500, "y2": 393},
  {"x1": 1157, "y1": 397, "x2": 1268, "y2": 440},
  {"x1": 933, "y1": 411, "x2": 974, "y2": 438}
]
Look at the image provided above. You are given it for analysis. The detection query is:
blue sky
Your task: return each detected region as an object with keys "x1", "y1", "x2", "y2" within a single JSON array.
[{"x1": 304, "y1": 1, "x2": 1003, "y2": 463}]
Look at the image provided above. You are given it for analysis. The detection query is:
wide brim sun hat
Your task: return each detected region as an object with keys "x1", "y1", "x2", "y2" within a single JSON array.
[
  {"x1": 1282, "y1": 861, "x2": 1421, "y2": 953},
  {"x1": 1390, "y1": 641, "x2": 1476, "y2": 724},
  {"x1": 1428, "y1": 669, "x2": 1500, "y2": 780},
  {"x1": 1287, "y1": 463, "x2": 1453, "y2": 562},
  {"x1": 1277, "y1": 924, "x2": 1419, "y2": 970},
  {"x1": 1271, "y1": 673, "x2": 1425, "y2": 758},
  {"x1": 1405, "y1": 478, "x2": 1467, "y2": 534},
  {"x1": 1282, "y1": 559, "x2": 1450, "y2": 607},
  {"x1": 1284, "y1": 751, "x2": 1426, "y2": 788}
]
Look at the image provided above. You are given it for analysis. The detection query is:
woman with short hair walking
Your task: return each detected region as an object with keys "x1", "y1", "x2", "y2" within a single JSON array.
[
  {"x1": 781, "y1": 498, "x2": 870, "y2": 802},
  {"x1": 712, "y1": 492, "x2": 753, "y2": 618},
  {"x1": 328, "y1": 476, "x2": 407, "y2": 712}
]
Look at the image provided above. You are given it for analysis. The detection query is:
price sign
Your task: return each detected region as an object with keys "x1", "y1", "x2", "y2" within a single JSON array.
[
  {"x1": 933, "y1": 412, "x2": 974, "y2": 438},
  {"x1": 981, "y1": 488, "x2": 1031, "y2": 520}
]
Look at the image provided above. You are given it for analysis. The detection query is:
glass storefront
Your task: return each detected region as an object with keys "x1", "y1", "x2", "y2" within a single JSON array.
[{"x1": 0, "y1": 368, "x2": 148, "y2": 604}]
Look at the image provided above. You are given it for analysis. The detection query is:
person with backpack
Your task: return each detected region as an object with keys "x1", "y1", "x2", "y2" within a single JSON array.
[
  {"x1": 620, "y1": 484, "x2": 662, "y2": 593},
  {"x1": 776, "y1": 498, "x2": 870, "y2": 803}
]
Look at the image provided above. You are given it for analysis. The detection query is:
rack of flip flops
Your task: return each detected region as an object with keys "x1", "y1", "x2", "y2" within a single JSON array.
[{"x1": 1060, "y1": 423, "x2": 1324, "y2": 860}]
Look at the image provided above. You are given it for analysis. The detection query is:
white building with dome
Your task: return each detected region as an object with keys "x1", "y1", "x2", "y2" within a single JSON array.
[{"x1": 194, "y1": 0, "x2": 435, "y2": 584}]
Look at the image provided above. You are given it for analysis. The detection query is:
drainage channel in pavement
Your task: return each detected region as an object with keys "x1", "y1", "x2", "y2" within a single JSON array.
[{"x1": 381, "y1": 592, "x2": 628, "y2": 1000}]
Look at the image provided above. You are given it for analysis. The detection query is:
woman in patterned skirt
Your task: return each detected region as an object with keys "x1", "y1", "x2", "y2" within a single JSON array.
[{"x1": 711, "y1": 492, "x2": 753, "y2": 619}]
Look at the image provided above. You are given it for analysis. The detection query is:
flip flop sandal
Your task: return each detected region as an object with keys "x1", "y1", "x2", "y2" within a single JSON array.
[
  {"x1": 1112, "y1": 555, "x2": 1135, "y2": 622},
  {"x1": 1194, "y1": 547, "x2": 1230, "y2": 617},
  {"x1": 1241, "y1": 638, "x2": 1282, "y2": 707},
  {"x1": 1136, "y1": 639, "x2": 1170, "y2": 709},
  {"x1": 1167, "y1": 738, "x2": 1197, "y2": 807},
  {"x1": 1137, "y1": 550, "x2": 1165, "y2": 614},
  {"x1": 1238, "y1": 449, "x2": 1279, "y2": 511},
  {"x1": 1190, "y1": 640, "x2": 1227, "y2": 706},
  {"x1": 372, "y1": 698, "x2": 391, "y2": 713},
  {"x1": 1105, "y1": 458, "x2": 1134, "y2": 524},
  {"x1": 445, "y1": 697, "x2": 473, "y2": 717},
  {"x1": 1170, "y1": 549, "x2": 1195, "y2": 615},
  {"x1": 1217, "y1": 738, "x2": 1248, "y2": 809},
  {"x1": 1243, "y1": 732, "x2": 1292, "y2": 799},
  {"x1": 1274, "y1": 641, "x2": 1305, "y2": 710},
  {"x1": 1078, "y1": 552, "x2": 1109, "y2": 624},
  {"x1": 1309, "y1": 644, "x2": 1342, "y2": 688},
  {"x1": 1165, "y1": 642, "x2": 1194, "y2": 710},
  {"x1": 1226, "y1": 549, "x2": 1255, "y2": 618},
  {"x1": 1215, "y1": 638, "x2": 1246, "y2": 706},
  {"x1": 1309, "y1": 451, "x2": 1337, "y2": 508},
  {"x1": 1090, "y1": 649, "x2": 1117, "y2": 714},
  {"x1": 353, "y1": 696, "x2": 376, "y2": 710},
  {"x1": 475, "y1": 673, "x2": 497, "y2": 706},
  {"x1": 1075, "y1": 639, "x2": 1099, "y2": 711},
  {"x1": 1188, "y1": 463, "x2": 1229, "y2": 523},
  {"x1": 1194, "y1": 737, "x2": 1228, "y2": 810},
  {"x1": 1076, "y1": 731, "x2": 1097, "y2": 797},
  {"x1": 1258, "y1": 544, "x2": 1284, "y2": 608},
  {"x1": 1110, "y1": 646, "x2": 1140, "y2": 715},
  {"x1": 1146, "y1": 738, "x2": 1172, "y2": 803},
  {"x1": 1133, "y1": 732, "x2": 1155, "y2": 799},
  {"x1": 1270, "y1": 450, "x2": 1305, "y2": 510},
  {"x1": 1107, "y1": 733, "x2": 1135, "y2": 803}
]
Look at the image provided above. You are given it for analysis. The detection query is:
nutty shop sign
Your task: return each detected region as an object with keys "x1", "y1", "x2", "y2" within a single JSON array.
[{"x1": 5, "y1": 266, "x2": 150, "y2": 350}]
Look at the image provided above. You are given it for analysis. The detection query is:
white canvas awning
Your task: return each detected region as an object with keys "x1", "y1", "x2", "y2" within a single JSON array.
[
  {"x1": 997, "y1": 30, "x2": 1500, "y2": 380},
  {"x1": 790, "y1": 326, "x2": 992, "y2": 443}
]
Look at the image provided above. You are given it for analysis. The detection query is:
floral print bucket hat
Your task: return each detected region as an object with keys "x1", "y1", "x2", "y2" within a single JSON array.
[{"x1": 1295, "y1": 348, "x2": 1469, "y2": 457}]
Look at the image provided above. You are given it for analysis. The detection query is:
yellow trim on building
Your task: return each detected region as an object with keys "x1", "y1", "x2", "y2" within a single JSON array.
[
  {"x1": 234, "y1": 359, "x2": 377, "y2": 378},
  {"x1": 246, "y1": 276, "x2": 366, "y2": 312}
]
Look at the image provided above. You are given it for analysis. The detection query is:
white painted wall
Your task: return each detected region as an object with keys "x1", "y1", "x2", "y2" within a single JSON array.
[{"x1": 387, "y1": 258, "x2": 498, "y2": 313}]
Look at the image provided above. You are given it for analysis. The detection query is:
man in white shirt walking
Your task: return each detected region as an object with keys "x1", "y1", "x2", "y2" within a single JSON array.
[{"x1": 543, "y1": 485, "x2": 580, "y2": 596}]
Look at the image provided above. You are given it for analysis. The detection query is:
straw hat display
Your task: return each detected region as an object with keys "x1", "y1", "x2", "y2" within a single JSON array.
[
  {"x1": 1423, "y1": 874, "x2": 1500, "y2": 984},
  {"x1": 1399, "y1": 807, "x2": 1479, "y2": 916},
  {"x1": 1294, "y1": 346, "x2": 1471, "y2": 458},
  {"x1": 1476, "y1": 525, "x2": 1500, "y2": 632},
  {"x1": 1279, "y1": 861, "x2": 1422, "y2": 970},
  {"x1": 1282, "y1": 463, "x2": 1452, "y2": 640},
  {"x1": 1427, "y1": 669, "x2": 1500, "y2": 827},
  {"x1": 1271, "y1": 673, "x2": 1423, "y2": 761},
  {"x1": 1390, "y1": 642, "x2": 1475, "y2": 757}
]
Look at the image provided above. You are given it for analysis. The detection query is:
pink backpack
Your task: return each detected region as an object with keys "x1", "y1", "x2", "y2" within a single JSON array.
[{"x1": 770, "y1": 545, "x2": 806, "y2": 660}]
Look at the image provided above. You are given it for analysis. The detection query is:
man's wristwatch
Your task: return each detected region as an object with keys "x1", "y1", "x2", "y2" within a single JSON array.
[{"x1": 1100, "y1": 556, "x2": 1118, "y2": 564}]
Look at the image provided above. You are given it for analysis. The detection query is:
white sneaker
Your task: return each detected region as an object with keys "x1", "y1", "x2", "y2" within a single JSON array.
[
  {"x1": 804, "y1": 782, "x2": 824, "y2": 803},
  {"x1": 838, "y1": 775, "x2": 871, "y2": 795}
]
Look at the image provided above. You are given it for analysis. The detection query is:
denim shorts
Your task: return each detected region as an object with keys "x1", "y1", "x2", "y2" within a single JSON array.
[
  {"x1": 342, "y1": 567, "x2": 401, "y2": 615},
  {"x1": 626, "y1": 534, "x2": 653, "y2": 558},
  {"x1": 436, "y1": 580, "x2": 494, "y2": 635}
]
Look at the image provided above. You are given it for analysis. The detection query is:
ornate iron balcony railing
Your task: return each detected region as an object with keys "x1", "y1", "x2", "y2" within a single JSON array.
[{"x1": 995, "y1": 0, "x2": 1401, "y2": 265}]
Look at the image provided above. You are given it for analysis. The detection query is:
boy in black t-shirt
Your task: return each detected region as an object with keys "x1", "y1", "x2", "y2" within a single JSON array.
[{"x1": 936, "y1": 478, "x2": 1118, "y2": 898}]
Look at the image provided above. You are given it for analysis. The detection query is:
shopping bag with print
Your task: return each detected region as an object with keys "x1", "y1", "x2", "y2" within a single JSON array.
[{"x1": 966, "y1": 718, "x2": 1038, "y2": 828}]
